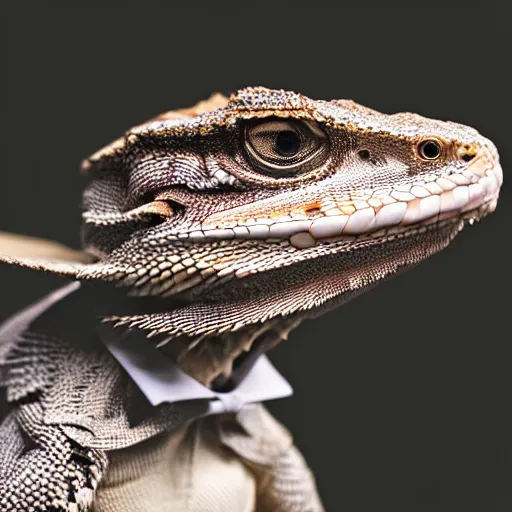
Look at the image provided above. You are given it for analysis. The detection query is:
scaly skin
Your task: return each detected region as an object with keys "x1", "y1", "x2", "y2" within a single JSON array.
[
  {"x1": 75, "y1": 87, "x2": 502, "y2": 384},
  {"x1": 0, "y1": 87, "x2": 502, "y2": 385},
  {"x1": 0, "y1": 87, "x2": 503, "y2": 511}
]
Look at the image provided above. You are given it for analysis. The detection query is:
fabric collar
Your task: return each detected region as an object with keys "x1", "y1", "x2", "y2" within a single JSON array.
[{"x1": 99, "y1": 324, "x2": 293, "y2": 414}]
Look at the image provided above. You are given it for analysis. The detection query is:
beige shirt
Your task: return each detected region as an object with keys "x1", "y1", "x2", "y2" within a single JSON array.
[{"x1": 93, "y1": 417, "x2": 257, "y2": 512}]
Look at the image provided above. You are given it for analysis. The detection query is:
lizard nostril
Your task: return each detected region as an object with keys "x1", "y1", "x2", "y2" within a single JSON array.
[{"x1": 457, "y1": 143, "x2": 479, "y2": 163}]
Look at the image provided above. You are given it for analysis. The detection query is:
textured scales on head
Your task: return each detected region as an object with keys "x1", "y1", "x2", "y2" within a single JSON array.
[{"x1": 1, "y1": 87, "x2": 502, "y2": 386}]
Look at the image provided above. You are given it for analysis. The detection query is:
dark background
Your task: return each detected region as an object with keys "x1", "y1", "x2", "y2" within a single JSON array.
[{"x1": 3, "y1": 4, "x2": 511, "y2": 511}]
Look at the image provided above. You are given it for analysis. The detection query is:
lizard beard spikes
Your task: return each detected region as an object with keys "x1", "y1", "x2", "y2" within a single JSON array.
[{"x1": 98, "y1": 219, "x2": 464, "y2": 386}]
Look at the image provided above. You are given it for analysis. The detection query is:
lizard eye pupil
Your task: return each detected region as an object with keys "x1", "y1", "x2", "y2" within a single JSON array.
[
  {"x1": 275, "y1": 131, "x2": 301, "y2": 157},
  {"x1": 418, "y1": 139, "x2": 442, "y2": 160}
]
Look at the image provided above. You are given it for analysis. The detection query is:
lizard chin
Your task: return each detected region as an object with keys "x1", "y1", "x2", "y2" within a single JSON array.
[{"x1": 103, "y1": 218, "x2": 463, "y2": 339}]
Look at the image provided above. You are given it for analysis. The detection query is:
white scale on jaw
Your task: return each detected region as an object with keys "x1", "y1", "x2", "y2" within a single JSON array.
[{"x1": 178, "y1": 164, "x2": 502, "y2": 250}]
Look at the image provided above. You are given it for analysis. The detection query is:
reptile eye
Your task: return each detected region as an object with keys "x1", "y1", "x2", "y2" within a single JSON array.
[
  {"x1": 417, "y1": 139, "x2": 443, "y2": 161},
  {"x1": 243, "y1": 118, "x2": 327, "y2": 176}
]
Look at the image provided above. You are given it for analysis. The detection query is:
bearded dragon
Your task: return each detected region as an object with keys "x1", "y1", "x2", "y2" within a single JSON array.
[{"x1": 0, "y1": 87, "x2": 502, "y2": 511}]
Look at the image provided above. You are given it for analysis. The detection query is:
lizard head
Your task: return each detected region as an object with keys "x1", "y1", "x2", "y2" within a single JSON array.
[
  {"x1": 76, "y1": 87, "x2": 502, "y2": 384},
  {"x1": 2, "y1": 87, "x2": 502, "y2": 385}
]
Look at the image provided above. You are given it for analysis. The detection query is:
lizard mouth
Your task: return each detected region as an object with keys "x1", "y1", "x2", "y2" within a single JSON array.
[{"x1": 186, "y1": 158, "x2": 502, "y2": 248}]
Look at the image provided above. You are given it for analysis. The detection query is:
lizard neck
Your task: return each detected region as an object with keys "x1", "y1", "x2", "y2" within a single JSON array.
[
  {"x1": 158, "y1": 317, "x2": 303, "y2": 389},
  {"x1": 87, "y1": 283, "x2": 303, "y2": 389}
]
